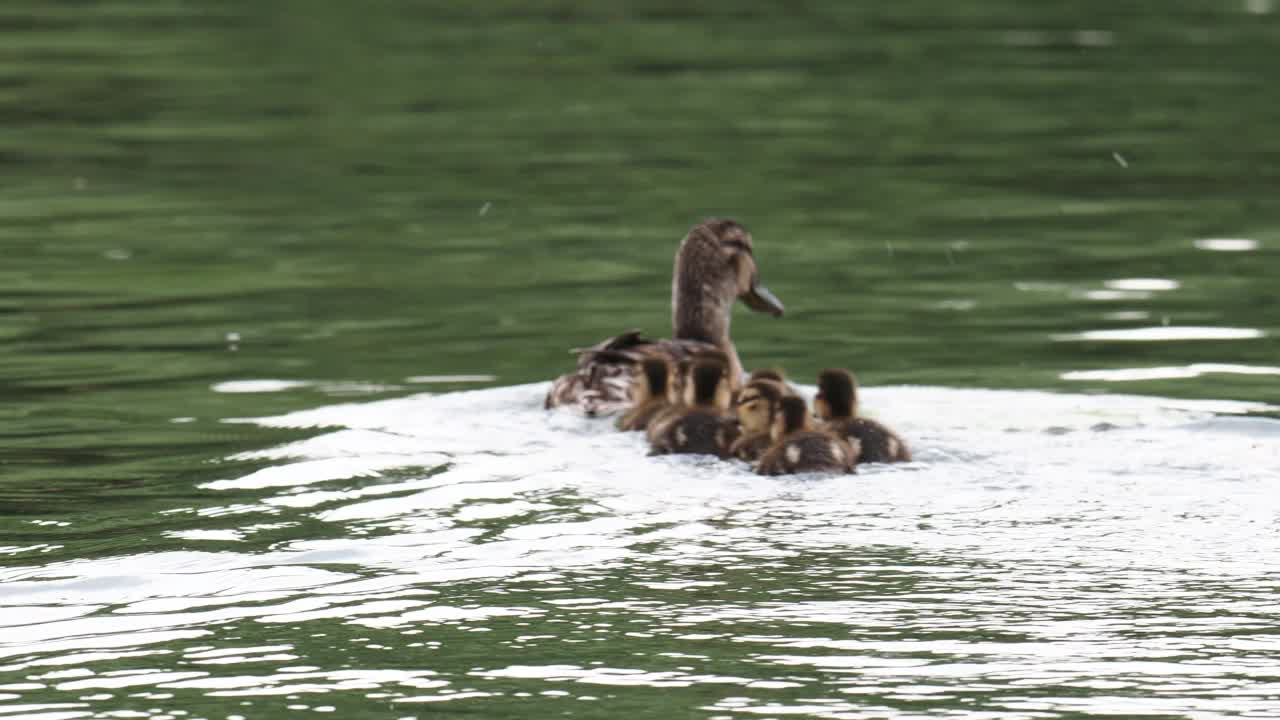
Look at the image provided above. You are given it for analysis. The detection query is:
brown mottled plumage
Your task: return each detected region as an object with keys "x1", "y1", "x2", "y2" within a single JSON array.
[
  {"x1": 546, "y1": 219, "x2": 784, "y2": 415},
  {"x1": 756, "y1": 397, "x2": 858, "y2": 476},
  {"x1": 645, "y1": 349, "x2": 729, "y2": 445},
  {"x1": 815, "y1": 369, "x2": 911, "y2": 464},
  {"x1": 650, "y1": 358, "x2": 740, "y2": 458},
  {"x1": 728, "y1": 378, "x2": 784, "y2": 462},
  {"x1": 616, "y1": 358, "x2": 673, "y2": 432}
]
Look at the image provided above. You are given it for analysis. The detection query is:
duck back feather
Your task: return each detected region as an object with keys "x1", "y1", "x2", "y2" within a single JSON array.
[{"x1": 545, "y1": 331, "x2": 720, "y2": 416}]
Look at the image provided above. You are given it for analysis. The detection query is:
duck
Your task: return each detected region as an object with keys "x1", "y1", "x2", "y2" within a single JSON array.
[
  {"x1": 814, "y1": 368, "x2": 911, "y2": 464},
  {"x1": 616, "y1": 357, "x2": 672, "y2": 432},
  {"x1": 649, "y1": 357, "x2": 740, "y2": 458},
  {"x1": 545, "y1": 218, "x2": 785, "y2": 416},
  {"x1": 727, "y1": 378, "x2": 785, "y2": 462},
  {"x1": 756, "y1": 396, "x2": 858, "y2": 476}
]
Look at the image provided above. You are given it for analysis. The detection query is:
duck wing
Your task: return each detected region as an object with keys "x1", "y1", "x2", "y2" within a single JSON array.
[{"x1": 545, "y1": 331, "x2": 718, "y2": 416}]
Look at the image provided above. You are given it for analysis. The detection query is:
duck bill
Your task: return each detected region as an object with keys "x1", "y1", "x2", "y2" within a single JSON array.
[{"x1": 742, "y1": 284, "x2": 784, "y2": 317}]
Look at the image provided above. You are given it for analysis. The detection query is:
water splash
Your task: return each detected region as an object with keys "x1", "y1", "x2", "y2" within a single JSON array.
[{"x1": 2, "y1": 384, "x2": 1279, "y2": 718}]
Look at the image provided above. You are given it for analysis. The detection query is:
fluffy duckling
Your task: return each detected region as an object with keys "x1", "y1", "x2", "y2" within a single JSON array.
[
  {"x1": 814, "y1": 369, "x2": 911, "y2": 464},
  {"x1": 547, "y1": 218, "x2": 785, "y2": 414},
  {"x1": 645, "y1": 349, "x2": 729, "y2": 445},
  {"x1": 728, "y1": 378, "x2": 785, "y2": 462},
  {"x1": 756, "y1": 397, "x2": 858, "y2": 476},
  {"x1": 746, "y1": 367, "x2": 800, "y2": 398},
  {"x1": 649, "y1": 358, "x2": 740, "y2": 458},
  {"x1": 616, "y1": 357, "x2": 673, "y2": 432}
]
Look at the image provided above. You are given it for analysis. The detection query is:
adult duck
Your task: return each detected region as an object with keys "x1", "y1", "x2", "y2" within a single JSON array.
[{"x1": 545, "y1": 218, "x2": 784, "y2": 415}]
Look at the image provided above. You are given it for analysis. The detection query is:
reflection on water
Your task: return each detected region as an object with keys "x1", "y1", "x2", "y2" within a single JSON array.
[
  {"x1": 1103, "y1": 278, "x2": 1180, "y2": 292},
  {"x1": 1053, "y1": 326, "x2": 1265, "y2": 342},
  {"x1": 3, "y1": 384, "x2": 1279, "y2": 718},
  {"x1": 1061, "y1": 363, "x2": 1280, "y2": 382},
  {"x1": 1194, "y1": 238, "x2": 1260, "y2": 252}
]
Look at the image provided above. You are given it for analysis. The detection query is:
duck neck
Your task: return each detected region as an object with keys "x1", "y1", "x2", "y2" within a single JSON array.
[
  {"x1": 673, "y1": 279, "x2": 743, "y2": 387},
  {"x1": 672, "y1": 282, "x2": 730, "y2": 345}
]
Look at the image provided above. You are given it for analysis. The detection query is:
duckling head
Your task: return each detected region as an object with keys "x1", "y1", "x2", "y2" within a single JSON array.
[
  {"x1": 814, "y1": 369, "x2": 858, "y2": 421},
  {"x1": 748, "y1": 368, "x2": 787, "y2": 385},
  {"x1": 747, "y1": 367, "x2": 800, "y2": 397},
  {"x1": 684, "y1": 357, "x2": 732, "y2": 410},
  {"x1": 735, "y1": 379, "x2": 783, "y2": 434},
  {"x1": 772, "y1": 396, "x2": 813, "y2": 441},
  {"x1": 672, "y1": 219, "x2": 784, "y2": 343},
  {"x1": 664, "y1": 350, "x2": 719, "y2": 404},
  {"x1": 632, "y1": 357, "x2": 671, "y2": 405}
]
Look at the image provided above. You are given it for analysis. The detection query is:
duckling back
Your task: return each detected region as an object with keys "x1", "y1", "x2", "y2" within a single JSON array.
[
  {"x1": 828, "y1": 417, "x2": 911, "y2": 464},
  {"x1": 617, "y1": 400, "x2": 668, "y2": 432},
  {"x1": 756, "y1": 431, "x2": 858, "y2": 476},
  {"x1": 728, "y1": 431, "x2": 773, "y2": 462},
  {"x1": 650, "y1": 410, "x2": 740, "y2": 458},
  {"x1": 649, "y1": 355, "x2": 739, "y2": 457},
  {"x1": 755, "y1": 395, "x2": 858, "y2": 476}
]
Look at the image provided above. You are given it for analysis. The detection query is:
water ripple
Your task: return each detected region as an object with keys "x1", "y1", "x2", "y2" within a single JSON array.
[{"x1": 2, "y1": 384, "x2": 1279, "y2": 718}]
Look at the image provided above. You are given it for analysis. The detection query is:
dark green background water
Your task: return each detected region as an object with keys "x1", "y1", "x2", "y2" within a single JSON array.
[{"x1": 2, "y1": 1, "x2": 1278, "y2": 718}]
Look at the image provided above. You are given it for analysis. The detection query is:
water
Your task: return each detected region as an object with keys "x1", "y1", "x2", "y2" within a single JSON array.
[
  {"x1": 5, "y1": 385, "x2": 1280, "y2": 718},
  {"x1": 3, "y1": 1, "x2": 1280, "y2": 718}
]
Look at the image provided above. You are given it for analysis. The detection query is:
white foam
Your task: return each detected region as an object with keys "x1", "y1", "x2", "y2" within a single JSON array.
[
  {"x1": 1053, "y1": 326, "x2": 1265, "y2": 342},
  {"x1": 3, "y1": 382, "x2": 1278, "y2": 689}
]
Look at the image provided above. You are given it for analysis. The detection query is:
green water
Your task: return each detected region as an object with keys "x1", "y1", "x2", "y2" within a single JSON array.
[{"x1": 2, "y1": 2, "x2": 1279, "y2": 718}]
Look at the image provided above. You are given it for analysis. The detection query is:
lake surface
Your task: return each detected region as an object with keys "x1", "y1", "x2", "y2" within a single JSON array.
[{"x1": 2, "y1": 2, "x2": 1279, "y2": 718}]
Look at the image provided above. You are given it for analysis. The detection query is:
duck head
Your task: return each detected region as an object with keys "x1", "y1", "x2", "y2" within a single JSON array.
[
  {"x1": 771, "y1": 396, "x2": 813, "y2": 441},
  {"x1": 672, "y1": 219, "x2": 784, "y2": 344},
  {"x1": 631, "y1": 357, "x2": 671, "y2": 406},
  {"x1": 747, "y1": 367, "x2": 800, "y2": 398},
  {"x1": 748, "y1": 368, "x2": 787, "y2": 385},
  {"x1": 667, "y1": 348, "x2": 729, "y2": 405},
  {"x1": 735, "y1": 378, "x2": 784, "y2": 435},
  {"x1": 684, "y1": 356, "x2": 733, "y2": 410}
]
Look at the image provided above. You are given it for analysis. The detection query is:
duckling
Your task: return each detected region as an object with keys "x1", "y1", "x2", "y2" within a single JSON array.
[
  {"x1": 814, "y1": 369, "x2": 911, "y2": 464},
  {"x1": 727, "y1": 378, "x2": 785, "y2": 462},
  {"x1": 547, "y1": 218, "x2": 785, "y2": 415},
  {"x1": 649, "y1": 358, "x2": 740, "y2": 458},
  {"x1": 746, "y1": 367, "x2": 800, "y2": 397},
  {"x1": 645, "y1": 349, "x2": 730, "y2": 445},
  {"x1": 616, "y1": 357, "x2": 673, "y2": 431},
  {"x1": 756, "y1": 396, "x2": 858, "y2": 476}
]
